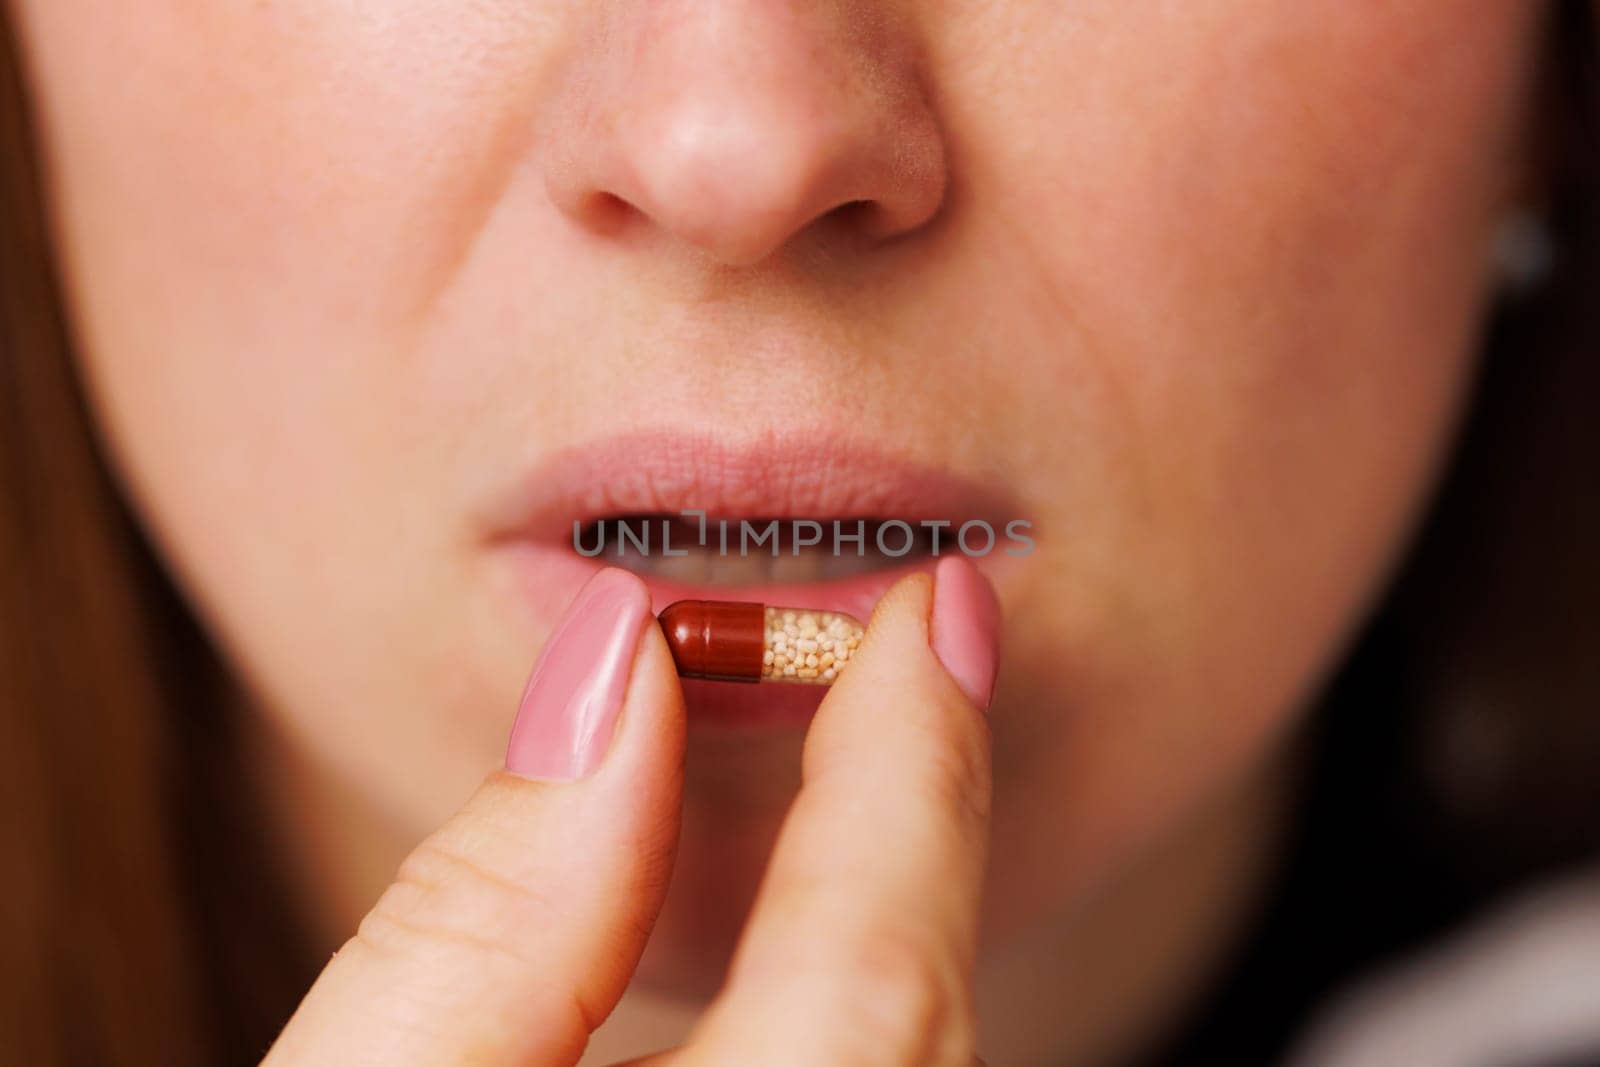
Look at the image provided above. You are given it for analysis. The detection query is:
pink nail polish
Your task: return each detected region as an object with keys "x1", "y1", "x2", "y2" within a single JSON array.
[
  {"x1": 505, "y1": 568, "x2": 653, "y2": 780},
  {"x1": 930, "y1": 556, "x2": 1002, "y2": 711}
]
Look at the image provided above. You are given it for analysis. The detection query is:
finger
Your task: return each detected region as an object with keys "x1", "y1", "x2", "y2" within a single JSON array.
[
  {"x1": 690, "y1": 556, "x2": 1001, "y2": 1066},
  {"x1": 612, "y1": 1050, "x2": 990, "y2": 1066},
  {"x1": 266, "y1": 568, "x2": 686, "y2": 1067}
]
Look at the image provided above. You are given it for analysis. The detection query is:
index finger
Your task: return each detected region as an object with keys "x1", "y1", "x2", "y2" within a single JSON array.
[{"x1": 687, "y1": 556, "x2": 1001, "y2": 1066}]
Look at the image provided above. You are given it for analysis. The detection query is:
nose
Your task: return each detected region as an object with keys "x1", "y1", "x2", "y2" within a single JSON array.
[{"x1": 541, "y1": 3, "x2": 948, "y2": 267}]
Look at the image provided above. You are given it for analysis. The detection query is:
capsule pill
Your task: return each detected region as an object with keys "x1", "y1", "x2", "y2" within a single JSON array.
[{"x1": 657, "y1": 600, "x2": 866, "y2": 685}]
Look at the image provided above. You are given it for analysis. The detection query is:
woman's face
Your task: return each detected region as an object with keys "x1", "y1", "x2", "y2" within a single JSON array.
[{"x1": 15, "y1": 0, "x2": 1542, "y2": 999}]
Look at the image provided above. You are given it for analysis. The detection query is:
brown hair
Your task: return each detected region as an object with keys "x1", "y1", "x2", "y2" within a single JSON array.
[
  {"x1": 0, "y1": 12, "x2": 313, "y2": 1067},
  {"x1": 1, "y1": 5, "x2": 1596, "y2": 1066}
]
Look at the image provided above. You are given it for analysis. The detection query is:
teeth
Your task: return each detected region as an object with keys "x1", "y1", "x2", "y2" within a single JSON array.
[
  {"x1": 768, "y1": 549, "x2": 825, "y2": 585},
  {"x1": 647, "y1": 549, "x2": 712, "y2": 585},
  {"x1": 601, "y1": 527, "x2": 924, "y2": 587},
  {"x1": 707, "y1": 552, "x2": 771, "y2": 586}
]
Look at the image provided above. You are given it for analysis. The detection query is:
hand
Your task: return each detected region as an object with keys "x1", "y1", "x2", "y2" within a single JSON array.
[{"x1": 265, "y1": 557, "x2": 1000, "y2": 1066}]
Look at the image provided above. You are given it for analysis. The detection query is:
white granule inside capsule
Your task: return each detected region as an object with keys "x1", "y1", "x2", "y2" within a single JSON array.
[{"x1": 761, "y1": 608, "x2": 864, "y2": 684}]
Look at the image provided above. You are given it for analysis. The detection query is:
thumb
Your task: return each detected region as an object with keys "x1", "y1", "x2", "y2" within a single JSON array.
[
  {"x1": 689, "y1": 556, "x2": 1000, "y2": 1065},
  {"x1": 266, "y1": 568, "x2": 685, "y2": 1067}
]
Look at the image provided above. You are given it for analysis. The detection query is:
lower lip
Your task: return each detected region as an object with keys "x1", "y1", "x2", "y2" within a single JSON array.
[{"x1": 495, "y1": 541, "x2": 933, "y2": 728}]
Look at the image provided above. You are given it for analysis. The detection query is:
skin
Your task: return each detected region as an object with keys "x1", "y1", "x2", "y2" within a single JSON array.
[{"x1": 11, "y1": 1, "x2": 1546, "y2": 1062}]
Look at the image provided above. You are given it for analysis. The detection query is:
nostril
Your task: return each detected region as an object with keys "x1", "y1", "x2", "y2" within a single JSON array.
[
  {"x1": 578, "y1": 191, "x2": 637, "y2": 236},
  {"x1": 835, "y1": 199, "x2": 902, "y2": 238},
  {"x1": 800, "y1": 199, "x2": 887, "y2": 255},
  {"x1": 832, "y1": 199, "x2": 876, "y2": 222},
  {"x1": 817, "y1": 199, "x2": 926, "y2": 250}
]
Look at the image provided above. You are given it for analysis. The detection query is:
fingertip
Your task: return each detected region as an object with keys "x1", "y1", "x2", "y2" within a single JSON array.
[
  {"x1": 591, "y1": 601, "x2": 688, "y2": 787},
  {"x1": 871, "y1": 569, "x2": 937, "y2": 626},
  {"x1": 504, "y1": 566, "x2": 674, "y2": 782},
  {"x1": 807, "y1": 564, "x2": 987, "y2": 772},
  {"x1": 930, "y1": 557, "x2": 1001, "y2": 712},
  {"x1": 836, "y1": 560, "x2": 1001, "y2": 714},
  {"x1": 849, "y1": 569, "x2": 935, "y2": 662}
]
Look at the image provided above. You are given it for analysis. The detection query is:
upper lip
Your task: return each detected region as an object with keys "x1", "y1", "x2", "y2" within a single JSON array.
[{"x1": 480, "y1": 427, "x2": 1015, "y2": 545}]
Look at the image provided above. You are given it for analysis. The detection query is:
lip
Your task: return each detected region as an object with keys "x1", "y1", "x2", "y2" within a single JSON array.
[{"x1": 482, "y1": 428, "x2": 1019, "y2": 727}]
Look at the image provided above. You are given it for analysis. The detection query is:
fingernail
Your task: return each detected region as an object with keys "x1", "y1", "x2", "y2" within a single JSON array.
[
  {"x1": 505, "y1": 568, "x2": 653, "y2": 781},
  {"x1": 930, "y1": 556, "x2": 1002, "y2": 711}
]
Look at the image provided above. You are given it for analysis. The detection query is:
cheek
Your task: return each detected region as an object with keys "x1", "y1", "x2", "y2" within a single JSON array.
[
  {"x1": 18, "y1": 0, "x2": 559, "y2": 320},
  {"x1": 942, "y1": 2, "x2": 1541, "y2": 906},
  {"x1": 14, "y1": 0, "x2": 558, "y2": 824}
]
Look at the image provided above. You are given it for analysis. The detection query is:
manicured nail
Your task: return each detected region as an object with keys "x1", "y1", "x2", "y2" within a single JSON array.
[
  {"x1": 930, "y1": 556, "x2": 1002, "y2": 711},
  {"x1": 505, "y1": 568, "x2": 653, "y2": 781}
]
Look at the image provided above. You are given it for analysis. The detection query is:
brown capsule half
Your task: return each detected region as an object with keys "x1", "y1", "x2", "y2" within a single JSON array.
[{"x1": 657, "y1": 599, "x2": 766, "y2": 683}]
